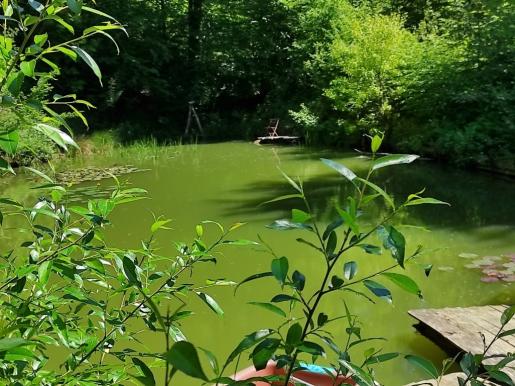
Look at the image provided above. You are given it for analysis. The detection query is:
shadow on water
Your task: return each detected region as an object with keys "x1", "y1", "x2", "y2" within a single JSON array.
[{"x1": 213, "y1": 148, "x2": 515, "y2": 232}]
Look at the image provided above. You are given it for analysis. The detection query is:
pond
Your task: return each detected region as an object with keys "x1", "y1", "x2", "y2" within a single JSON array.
[{"x1": 1, "y1": 142, "x2": 514, "y2": 385}]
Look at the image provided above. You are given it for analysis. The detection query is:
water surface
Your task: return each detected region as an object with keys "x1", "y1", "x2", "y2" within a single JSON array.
[{"x1": 2, "y1": 142, "x2": 514, "y2": 385}]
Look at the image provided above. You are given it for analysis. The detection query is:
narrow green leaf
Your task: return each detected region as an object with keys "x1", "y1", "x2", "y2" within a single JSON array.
[
  {"x1": 382, "y1": 273, "x2": 422, "y2": 298},
  {"x1": 260, "y1": 194, "x2": 303, "y2": 206},
  {"x1": 405, "y1": 197, "x2": 450, "y2": 207},
  {"x1": 372, "y1": 154, "x2": 419, "y2": 171},
  {"x1": 196, "y1": 292, "x2": 224, "y2": 316},
  {"x1": 132, "y1": 358, "x2": 156, "y2": 386},
  {"x1": 248, "y1": 302, "x2": 286, "y2": 317},
  {"x1": 224, "y1": 329, "x2": 274, "y2": 366},
  {"x1": 357, "y1": 178, "x2": 395, "y2": 209},
  {"x1": 405, "y1": 355, "x2": 439, "y2": 379},
  {"x1": 320, "y1": 158, "x2": 357, "y2": 182},
  {"x1": 234, "y1": 272, "x2": 273, "y2": 293},
  {"x1": 71, "y1": 46, "x2": 102, "y2": 86},
  {"x1": 363, "y1": 280, "x2": 392, "y2": 303},
  {"x1": 501, "y1": 305, "x2": 515, "y2": 326}
]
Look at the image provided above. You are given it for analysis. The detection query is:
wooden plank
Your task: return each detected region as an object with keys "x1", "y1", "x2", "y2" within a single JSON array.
[
  {"x1": 408, "y1": 305, "x2": 515, "y2": 381},
  {"x1": 404, "y1": 373, "x2": 495, "y2": 386}
]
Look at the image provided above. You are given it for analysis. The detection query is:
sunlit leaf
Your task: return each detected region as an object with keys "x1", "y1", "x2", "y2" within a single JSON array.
[
  {"x1": 321, "y1": 158, "x2": 357, "y2": 182},
  {"x1": 372, "y1": 154, "x2": 419, "y2": 171}
]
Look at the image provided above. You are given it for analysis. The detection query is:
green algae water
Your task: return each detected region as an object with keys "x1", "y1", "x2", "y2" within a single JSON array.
[{"x1": 2, "y1": 142, "x2": 514, "y2": 385}]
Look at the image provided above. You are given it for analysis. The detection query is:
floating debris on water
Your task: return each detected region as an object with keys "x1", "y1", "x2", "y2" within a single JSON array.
[
  {"x1": 56, "y1": 165, "x2": 148, "y2": 185},
  {"x1": 438, "y1": 266, "x2": 455, "y2": 272},
  {"x1": 458, "y1": 252, "x2": 478, "y2": 259},
  {"x1": 462, "y1": 252, "x2": 515, "y2": 283}
]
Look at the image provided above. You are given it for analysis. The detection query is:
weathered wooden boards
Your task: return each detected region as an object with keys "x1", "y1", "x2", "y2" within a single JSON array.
[
  {"x1": 409, "y1": 305, "x2": 515, "y2": 381},
  {"x1": 254, "y1": 136, "x2": 301, "y2": 145},
  {"x1": 404, "y1": 372, "x2": 494, "y2": 386}
]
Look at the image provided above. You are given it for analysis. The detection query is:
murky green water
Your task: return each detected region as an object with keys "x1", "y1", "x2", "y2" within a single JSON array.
[{"x1": 2, "y1": 142, "x2": 514, "y2": 385}]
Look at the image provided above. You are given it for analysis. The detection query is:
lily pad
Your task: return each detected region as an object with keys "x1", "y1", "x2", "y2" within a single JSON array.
[
  {"x1": 501, "y1": 275, "x2": 515, "y2": 283},
  {"x1": 480, "y1": 276, "x2": 500, "y2": 283},
  {"x1": 459, "y1": 253, "x2": 478, "y2": 259}
]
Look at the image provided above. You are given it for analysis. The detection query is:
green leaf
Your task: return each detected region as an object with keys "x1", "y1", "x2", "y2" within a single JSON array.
[
  {"x1": 199, "y1": 348, "x2": 219, "y2": 375},
  {"x1": 271, "y1": 256, "x2": 289, "y2": 285},
  {"x1": 279, "y1": 169, "x2": 301, "y2": 192},
  {"x1": 363, "y1": 280, "x2": 392, "y2": 303},
  {"x1": 67, "y1": 0, "x2": 82, "y2": 14},
  {"x1": 286, "y1": 323, "x2": 302, "y2": 346},
  {"x1": 71, "y1": 46, "x2": 102, "y2": 86},
  {"x1": 0, "y1": 129, "x2": 19, "y2": 155},
  {"x1": 358, "y1": 244, "x2": 382, "y2": 255},
  {"x1": 196, "y1": 292, "x2": 224, "y2": 316},
  {"x1": 260, "y1": 194, "x2": 303, "y2": 206},
  {"x1": 34, "y1": 33, "x2": 48, "y2": 46},
  {"x1": 488, "y1": 370, "x2": 514, "y2": 385},
  {"x1": 56, "y1": 46, "x2": 78, "y2": 61},
  {"x1": 0, "y1": 338, "x2": 29, "y2": 352},
  {"x1": 372, "y1": 154, "x2": 419, "y2": 171},
  {"x1": 371, "y1": 134, "x2": 383, "y2": 153},
  {"x1": 38, "y1": 261, "x2": 52, "y2": 285},
  {"x1": 317, "y1": 313, "x2": 328, "y2": 327},
  {"x1": 323, "y1": 218, "x2": 344, "y2": 240},
  {"x1": 405, "y1": 355, "x2": 439, "y2": 379},
  {"x1": 501, "y1": 305, "x2": 515, "y2": 326},
  {"x1": 166, "y1": 341, "x2": 208, "y2": 381},
  {"x1": 234, "y1": 272, "x2": 273, "y2": 293},
  {"x1": 195, "y1": 224, "x2": 203, "y2": 237},
  {"x1": 381, "y1": 273, "x2": 422, "y2": 298},
  {"x1": 224, "y1": 329, "x2": 274, "y2": 366},
  {"x1": 405, "y1": 197, "x2": 450, "y2": 207},
  {"x1": 270, "y1": 294, "x2": 298, "y2": 303},
  {"x1": 365, "y1": 352, "x2": 399, "y2": 366},
  {"x1": 292, "y1": 270, "x2": 305, "y2": 291},
  {"x1": 248, "y1": 302, "x2": 286, "y2": 317},
  {"x1": 330, "y1": 275, "x2": 344, "y2": 289},
  {"x1": 336, "y1": 207, "x2": 359, "y2": 235},
  {"x1": 298, "y1": 341, "x2": 325, "y2": 356},
  {"x1": 132, "y1": 358, "x2": 156, "y2": 386},
  {"x1": 339, "y1": 360, "x2": 375, "y2": 386},
  {"x1": 122, "y1": 255, "x2": 140, "y2": 287},
  {"x1": 291, "y1": 209, "x2": 311, "y2": 223},
  {"x1": 251, "y1": 338, "x2": 281, "y2": 371},
  {"x1": 266, "y1": 219, "x2": 313, "y2": 231},
  {"x1": 7, "y1": 71, "x2": 24, "y2": 96},
  {"x1": 326, "y1": 230, "x2": 337, "y2": 256},
  {"x1": 34, "y1": 123, "x2": 78, "y2": 151},
  {"x1": 377, "y1": 225, "x2": 406, "y2": 268},
  {"x1": 344, "y1": 261, "x2": 358, "y2": 280},
  {"x1": 20, "y1": 60, "x2": 36, "y2": 77},
  {"x1": 320, "y1": 158, "x2": 357, "y2": 182},
  {"x1": 44, "y1": 15, "x2": 74, "y2": 34},
  {"x1": 356, "y1": 177, "x2": 395, "y2": 209},
  {"x1": 28, "y1": 0, "x2": 44, "y2": 13}
]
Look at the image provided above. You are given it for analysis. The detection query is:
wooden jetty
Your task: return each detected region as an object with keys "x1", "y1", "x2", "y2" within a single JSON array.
[
  {"x1": 405, "y1": 372, "x2": 494, "y2": 386},
  {"x1": 408, "y1": 305, "x2": 515, "y2": 381},
  {"x1": 254, "y1": 135, "x2": 301, "y2": 145}
]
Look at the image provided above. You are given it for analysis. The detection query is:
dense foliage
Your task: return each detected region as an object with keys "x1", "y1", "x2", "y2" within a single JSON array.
[{"x1": 23, "y1": 0, "x2": 512, "y2": 169}]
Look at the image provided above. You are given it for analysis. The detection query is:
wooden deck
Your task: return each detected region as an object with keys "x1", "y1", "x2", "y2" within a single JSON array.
[
  {"x1": 409, "y1": 305, "x2": 515, "y2": 381},
  {"x1": 254, "y1": 136, "x2": 301, "y2": 145},
  {"x1": 405, "y1": 372, "x2": 494, "y2": 386}
]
